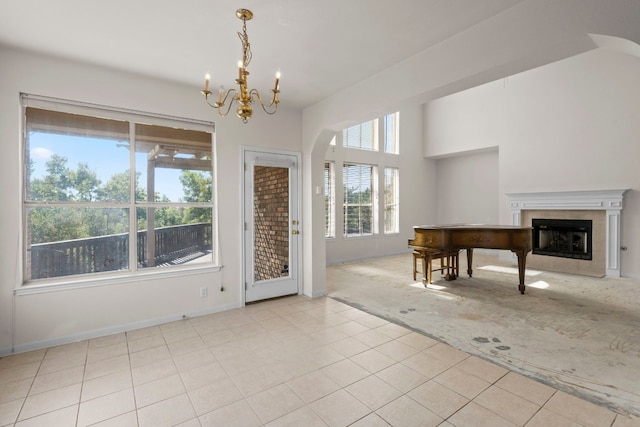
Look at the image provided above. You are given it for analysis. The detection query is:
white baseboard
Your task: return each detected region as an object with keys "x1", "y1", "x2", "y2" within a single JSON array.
[
  {"x1": 2, "y1": 302, "x2": 241, "y2": 357},
  {"x1": 326, "y1": 250, "x2": 412, "y2": 266}
]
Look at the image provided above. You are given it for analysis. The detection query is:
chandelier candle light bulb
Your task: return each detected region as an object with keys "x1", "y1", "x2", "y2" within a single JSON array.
[
  {"x1": 200, "y1": 8, "x2": 281, "y2": 124},
  {"x1": 274, "y1": 71, "x2": 280, "y2": 92}
]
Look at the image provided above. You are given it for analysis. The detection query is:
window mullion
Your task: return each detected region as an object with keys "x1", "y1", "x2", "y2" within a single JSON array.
[{"x1": 129, "y1": 122, "x2": 137, "y2": 273}]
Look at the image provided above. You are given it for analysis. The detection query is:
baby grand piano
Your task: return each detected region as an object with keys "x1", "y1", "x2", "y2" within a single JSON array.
[{"x1": 409, "y1": 224, "x2": 533, "y2": 294}]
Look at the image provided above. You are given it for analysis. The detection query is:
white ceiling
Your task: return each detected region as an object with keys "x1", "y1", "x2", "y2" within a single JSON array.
[{"x1": 1, "y1": 0, "x2": 639, "y2": 110}]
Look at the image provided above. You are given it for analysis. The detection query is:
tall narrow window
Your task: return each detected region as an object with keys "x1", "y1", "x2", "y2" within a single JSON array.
[
  {"x1": 343, "y1": 119, "x2": 378, "y2": 151},
  {"x1": 343, "y1": 163, "x2": 377, "y2": 237},
  {"x1": 384, "y1": 168, "x2": 399, "y2": 234},
  {"x1": 324, "y1": 161, "x2": 335, "y2": 238},
  {"x1": 23, "y1": 96, "x2": 215, "y2": 283},
  {"x1": 384, "y1": 112, "x2": 399, "y2": 154}
]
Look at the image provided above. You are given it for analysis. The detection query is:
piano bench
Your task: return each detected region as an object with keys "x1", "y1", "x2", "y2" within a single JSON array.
[{"x1": 413, "y1": 249, "x2": 459, "y2": 284}]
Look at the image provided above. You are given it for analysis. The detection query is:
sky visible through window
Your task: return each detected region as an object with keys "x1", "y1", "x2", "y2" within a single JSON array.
[{"x1": 29, "y1": 133, "x2": 186, "y2": 201}]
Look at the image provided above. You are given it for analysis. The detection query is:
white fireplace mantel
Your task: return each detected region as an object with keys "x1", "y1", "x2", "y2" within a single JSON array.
[{"x1": 506, "y1": 189, "x2": 628, "y2": 277}]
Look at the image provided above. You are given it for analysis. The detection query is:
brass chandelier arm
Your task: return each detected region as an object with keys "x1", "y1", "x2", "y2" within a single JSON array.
[
  {"x1": 249, "y1": 88, "x2": 280, "y2": 115},
  {"x1": 203, "y1": 88, "x2": 238, "y2": 117}
]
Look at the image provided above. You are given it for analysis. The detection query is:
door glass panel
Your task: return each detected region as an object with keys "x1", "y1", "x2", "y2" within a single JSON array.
[{"x1": 253, "y1": 165, "x2": 289, "y2": 281}]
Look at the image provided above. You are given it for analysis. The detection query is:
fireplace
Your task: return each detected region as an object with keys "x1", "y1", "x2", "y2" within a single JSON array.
[
  {"x1": 532, "y1": 218, "x2": 592, "y2": 260},
  {"x1": 507, "y1": 189, "x2": 627, "y2": 277}
]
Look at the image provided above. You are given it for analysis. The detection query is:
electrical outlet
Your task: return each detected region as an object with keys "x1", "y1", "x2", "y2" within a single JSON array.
[{"x1": 199, "y1": 287, "x2": 208, "y2": 298}]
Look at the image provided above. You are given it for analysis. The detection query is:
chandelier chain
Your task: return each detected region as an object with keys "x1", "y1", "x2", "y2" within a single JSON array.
[{"x1": 238, "y1": 18, "x2": 252, "y2": 69}]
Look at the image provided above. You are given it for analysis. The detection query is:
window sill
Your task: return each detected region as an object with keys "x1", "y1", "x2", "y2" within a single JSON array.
[
  {"x1": 15, "y1": 264, "x2": 223, "y2": 296},
  {"x1": 343, "y1": 234, "x2": 376, "y2": 240}
]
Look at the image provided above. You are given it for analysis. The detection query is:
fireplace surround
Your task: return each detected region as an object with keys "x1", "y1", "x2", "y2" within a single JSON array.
[{"x1": 507, "y1": 189, "x2": 627, "y2": 277}]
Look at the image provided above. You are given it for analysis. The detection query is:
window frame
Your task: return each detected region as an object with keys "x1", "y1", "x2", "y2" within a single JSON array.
[
  {"x1": 324, "y1": 161, "x2": 336, "y2": 238},
  {"x1": 383, "y1": 167, "x2": 399, "y2": 234},
  {"x1": 20, "y1": 94, "x2": 219, "y2": 289},
  {"x1": 342, "y1": 162, "x2": 378, "y2": 238},
  {"x1": 384, "y1": 112, "x2": 400, "y2": 154},
  {"x1": 343, "y1": 119, "x2": 379, "y2": 151}
]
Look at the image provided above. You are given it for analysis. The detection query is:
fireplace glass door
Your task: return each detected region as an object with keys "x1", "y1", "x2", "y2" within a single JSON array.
[{"x1": 532, "y1": 218, "x2": 592, "y2": 260}]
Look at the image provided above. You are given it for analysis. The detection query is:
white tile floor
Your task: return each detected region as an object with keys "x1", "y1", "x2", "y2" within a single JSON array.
[{"x1": 1, "y1": 295, "x2": 639, "y2": 427}]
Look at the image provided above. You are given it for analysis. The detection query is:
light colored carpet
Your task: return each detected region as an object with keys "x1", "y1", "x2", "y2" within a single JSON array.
[{"x1": 326, "y1": 252, "x2": 640, "y2": 419}]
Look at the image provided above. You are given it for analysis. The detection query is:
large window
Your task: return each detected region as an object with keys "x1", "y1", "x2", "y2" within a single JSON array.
[
  {"x1": 343, "y1": 119, "x2": 378, "y2": 151},
  {"x1": 22, "y1": 95, "x2": 215, "y2": 283},
  {"x1": 384, "y1": 168, "x2": 399, "y2": 234},
  {"x1": 343, "y1": 163, "x2": 377, "y2": 237},
  {"x1": 326, "y1": 112, "x2": 399, "y2": 241},
  {"x1": 324, "y1": 161, "x2": 335, "y2": 238}
]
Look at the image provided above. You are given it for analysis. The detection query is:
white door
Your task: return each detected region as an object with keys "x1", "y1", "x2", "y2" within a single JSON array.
[{"x1": 243, "y1": 148, "x2": 300, "y2": 303}]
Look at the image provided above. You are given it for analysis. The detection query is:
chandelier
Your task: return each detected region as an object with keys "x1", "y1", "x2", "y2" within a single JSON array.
[{"x1": 201, "y1": 8, "x2": 280, "y2": 124}]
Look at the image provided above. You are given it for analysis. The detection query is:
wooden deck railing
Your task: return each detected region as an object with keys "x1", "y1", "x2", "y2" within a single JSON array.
[{"x1": 28, "y1": 223, "x2": 212, "y2": 280}]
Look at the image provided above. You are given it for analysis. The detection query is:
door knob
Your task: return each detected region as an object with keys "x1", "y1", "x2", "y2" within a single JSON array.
[{"x1": 292, "y1": 230, "x2": 299, "y2": 235}]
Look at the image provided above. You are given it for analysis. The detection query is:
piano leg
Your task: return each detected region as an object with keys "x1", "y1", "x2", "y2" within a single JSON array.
[
  {"x1": 454, "y1": 251, "x2": 459, "y2": 278},
  {"x1": 446, "y1": 251, "x2": 458, "y2": 280},
  {"x1": 444, "y1": 252, "x2": 451, "y2": 280},
  {"x1": 514, "y1": 250, "x2": 528, "y2": 294},
  {"x1": 466, "y1": 248, "x2": 473, "y2": 278}
]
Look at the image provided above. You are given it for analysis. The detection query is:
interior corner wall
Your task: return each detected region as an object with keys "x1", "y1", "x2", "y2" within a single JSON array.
[
  {"x1": 0, "y1": 45, "x2": 302, "y2": 355},
  {"x1": 424, "y1": 47, "x2": 640, "y2": 278},
  {"x1": 435, "y1": 149, "x2": 499, "y2": 225}
]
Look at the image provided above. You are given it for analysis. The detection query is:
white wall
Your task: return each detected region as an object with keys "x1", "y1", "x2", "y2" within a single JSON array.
[
  {"x1": 0, "y1": 45, "x2": 302, "y2": 355},
  {"x1": 435, "y1": 149, "x2": 499, "y2": 225},
  {"x1": 425, "y1": 47, "x2": 640, "y2": 277}
]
